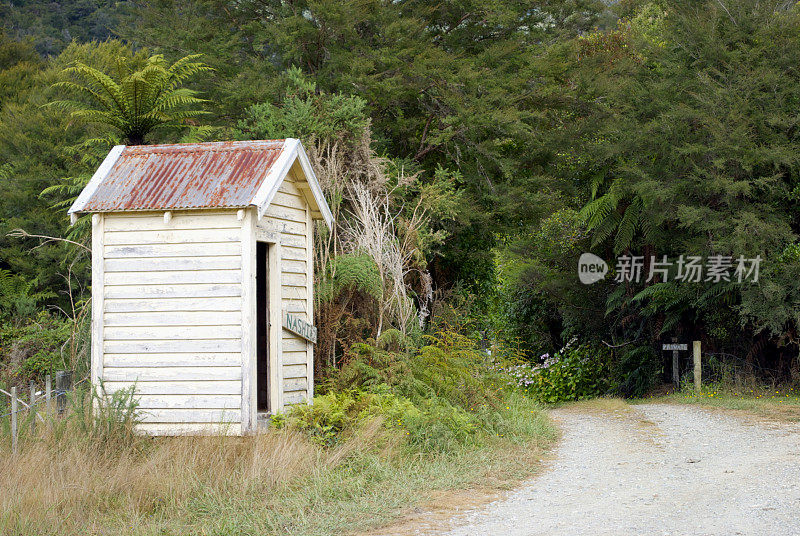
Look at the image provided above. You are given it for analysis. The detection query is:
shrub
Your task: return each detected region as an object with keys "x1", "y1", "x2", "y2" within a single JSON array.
[
  {"x1": 90, "y1": 382, "x2": 142, "y2": 449},
  {"x1": 49, "y1": 382, "x2": 144, "y2": 454},
  {"x1": 287, "y1": 328, "x2": 531, "y2": 452},
  {"x1": 328, "y1": 328, "x2": 507, "y2": 414},
  {"x1": 282, "y1": 391, "x2": 358, "y2": 447},
  {"x1": 403, "y1": 401, "x2": 477, "y2": 451},
  {"x1": 0, "y1": 311, "x2": 72, "y2": 382},
  {"x1": 400, "y1": 332, "x2": 505, "y2": 412},
  {"x1": 0, "y1": 269, "x2": 54, "y2": 321},
  {"x1": 324, "y1": 342, "x2": 409, "y2": 393},
  {"x1": 508, "y1": 341, "x2": 611, "y2": 403},
  {"x1": 283, "y1": 385, "x2": 480, "y2": 452},
  {"x1": 22, "y1": 348, "x2": 65, "y2": 377},
  {"x1": 612, "y1": 345, "x2": 660, "y2": 398}
]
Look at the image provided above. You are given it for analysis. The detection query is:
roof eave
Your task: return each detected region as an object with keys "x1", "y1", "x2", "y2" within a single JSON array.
[
  {"x1": 68, "y1": 145, "x2": 126, "y2": 218},
  {"x1": 295, "y1": 141, "x2": 334, "y2": 230},
  {"x1": 249, "y1": 138, "x2": 334, "y2": 230}
]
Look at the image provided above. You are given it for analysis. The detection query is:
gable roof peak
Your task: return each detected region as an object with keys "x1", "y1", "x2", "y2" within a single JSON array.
[{"x1": 69, "y1": 138, "x2": 333, "y2": 229}]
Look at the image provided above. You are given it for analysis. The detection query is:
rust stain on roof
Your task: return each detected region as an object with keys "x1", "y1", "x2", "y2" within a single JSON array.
[{"x1": 81, "y1": 140, "x2": 285, "y2": 212}]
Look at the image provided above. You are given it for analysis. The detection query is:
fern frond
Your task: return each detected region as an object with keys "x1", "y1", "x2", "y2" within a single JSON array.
[
  {"x1": 589, "y1": 170, "x2": 607, "y2": 199},
  {"x1": 591, "y1": 210, "x2": 621, "y2": 246},
  {"x1": 605, "y1": 284, "x2": 627, "y2": 315},
  {"x1": 639, "y1": 208, "x2": 655, "y2": 242},
  {"x1": 614, "y1": 198, "x2": 641, "y2": 254},
  {"x1": 631, "y1": 281, "x2": 674, "y2": 302}
]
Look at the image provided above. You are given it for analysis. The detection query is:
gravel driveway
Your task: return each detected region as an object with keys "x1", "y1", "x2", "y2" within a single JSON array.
[{"x1": 439, "y1": 403, "x2": 800, "y2": 536}]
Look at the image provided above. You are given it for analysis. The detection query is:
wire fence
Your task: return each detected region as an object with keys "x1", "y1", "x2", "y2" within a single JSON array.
[
  {"x1": 1, "y1": 371, "x2": 74, "y2": 454},
  {"x1": 669, "y1": 348, "x2": 788, "y2": 389},
  {"x1": 702, "y1": 351, "x2": 787, "y2": 383}
]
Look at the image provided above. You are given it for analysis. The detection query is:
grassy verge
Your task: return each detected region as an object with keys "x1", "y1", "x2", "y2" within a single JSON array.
[
  {"x1": 0, "y1": 392, "x2": 554, "y2": 536},
  {"x1": 1, "y1": 327, "x2": 557, "y2": 536},
  {"x1": 553, "y1": 397, "x2": 630, "y2": 414},
  {"x1": 639, "y1": 385, "x2": 800, "y2": 423}
]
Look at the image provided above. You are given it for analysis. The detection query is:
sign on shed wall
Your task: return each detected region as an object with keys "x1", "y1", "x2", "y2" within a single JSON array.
[{"x1": 283, "y1": 311, "x2": 318, "y2": 344}]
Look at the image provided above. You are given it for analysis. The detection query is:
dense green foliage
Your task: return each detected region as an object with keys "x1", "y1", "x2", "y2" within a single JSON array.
[
  {"x1": 1, "y1": 0, "x2": 120, "y2": 56},
  {"x1": 117, "y1": 0, "x2": 610, "y2": 304},
  {"x1": 282, "y1": 328, "x2": 539, "y2": 451},
  {"x1": 2, "y1": 0, "x2": 800, "y2": 393},
  {"x1": 495, "y1": 0, "x2": 800, "y2": 384},
  {"x1": 504, "y1": 342, "x2": 611, "y2": 403}
]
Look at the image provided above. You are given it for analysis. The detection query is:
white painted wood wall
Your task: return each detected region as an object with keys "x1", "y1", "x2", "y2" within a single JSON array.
[
  {"x1": 256, "y1": 168, "x2": 314, "y2": 406},
  {"x1": 95, "y1": 187, "x2": 315, "y2": 434},
  {"x1": 98, "y1": 210, "x2": 245, "y2": 435}
]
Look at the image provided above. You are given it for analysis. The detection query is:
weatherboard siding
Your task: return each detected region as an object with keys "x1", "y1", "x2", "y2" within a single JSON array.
[
  {"x1": 258, "y1": 172, "x2": 312, "y2": 407},
  {"x1": 100, "y1": 210, "x2": 244, "y2": 434}
]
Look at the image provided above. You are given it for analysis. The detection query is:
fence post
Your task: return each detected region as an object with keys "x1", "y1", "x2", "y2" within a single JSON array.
[
  {"x1": 10, "y1": 386, "x2": 17, "y2": 454},
  {"x1": 56, "y1": 370, "x2": 72, "y2": 416},
  {"x1": 672, "y1": 337, "x2": 680, "y2": 388},
  {"x1": 29, "y1": 381, "x2": 36, "y2": 435},
  {"x1": 45, "y1": 374, "x2": 52, "y2": 419},
  {"x1": 693, "y1": 340, "x2": 702, "y2": 392}
]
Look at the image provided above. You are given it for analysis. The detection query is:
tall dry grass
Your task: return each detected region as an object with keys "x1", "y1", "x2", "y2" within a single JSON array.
[
  {"x1": 0, "y1": 392, "x2": 554, "y2": 536},
  {"x1": 0, "y1": 424, "x2": 323, "y2": 535},
  {"x1": 0, "y1": 410, "x2": 405, "y2": 536}
]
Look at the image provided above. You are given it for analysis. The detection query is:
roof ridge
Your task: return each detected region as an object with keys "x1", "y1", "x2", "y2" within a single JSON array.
[{"x1": 124, "y1": 140, "x2": 286, "y2": 154}]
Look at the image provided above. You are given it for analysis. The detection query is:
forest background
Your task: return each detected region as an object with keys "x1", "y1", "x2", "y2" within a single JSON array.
[{"x1": 2, "y1": 0, "x2": 800, "y2": 396}]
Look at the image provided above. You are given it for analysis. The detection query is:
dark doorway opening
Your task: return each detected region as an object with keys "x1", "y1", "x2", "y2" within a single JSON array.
[{"x1": 256, "y1": 241, "x2": 270, "y2": 413}]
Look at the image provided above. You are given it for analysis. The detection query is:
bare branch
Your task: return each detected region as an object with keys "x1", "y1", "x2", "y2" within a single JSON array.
[
  {"x1": 6, "y1": 228, "x2": 91, "y2": 253},
  {"x1": 601, "y1": 339, "x2": 635, "y2": 349},
  {"x1": 714, "y1": 0, "x2": 738, "y2": 26}
]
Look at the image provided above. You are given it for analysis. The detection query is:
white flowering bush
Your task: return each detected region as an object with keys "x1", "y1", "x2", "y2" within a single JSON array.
[{"x1": 497, "y1": 339, "x2": 611, "y2": 403}]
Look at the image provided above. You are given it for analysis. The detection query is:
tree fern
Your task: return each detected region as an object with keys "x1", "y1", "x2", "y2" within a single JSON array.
[
  {"x1": 0, "y1": 270, "x2": 55, "y2": 320},
  {"x1": 695, "y1": 282, "x2": 736, "y2": 309},
  {"x1": 605, "y1": 284, "x2": 627, "y2": 315},
  {"x1": 632, "y1": 282, "x2": 693, "y2": 336},
  {"x1": 48, "y1": 54, "x2": 212, "y2": 145},
  {"x1": 39, "y1": 136, "x2": 119, "y2": 240},
  {"x1": 591, "y1": 210, "x2": 622, "y2": 246},
  {"x1": 639, "y1": 208, "x2": 656, "y2": 244},
  {"x1": 579, "y1": 174, "x2": 649, "y2": 253},
  {"x1": 631, "y1": 281, "x2": 671, "y2": 302},
  {"x1": 376, "y1": 328, "x2": 410, "y2": 351},
  {"x1": 580, "y1": 191, "x2": 618, "y2": 230},
  {"x1": 317, "y1": 253, "x2": 383, "y2": 305}
]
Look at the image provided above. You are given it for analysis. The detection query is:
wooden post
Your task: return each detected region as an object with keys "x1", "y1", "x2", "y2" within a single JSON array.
[
  {"x1": 56, "y1": 371, "x2": 72, "y2": 416},
  {"x1": 240, "y1": 208, "x2": 256, "y2": 432},
  {"x1": 693, "y1": 340, "x2": 702, "y2": 392},
  {"x1": 45, "y1": 374, "x2": 51, "y2": 418},
  {"x1": 29, "y1": 381, "x2": 36, "y2": 435},
  {"x1": 10, "y1": 386, "x2": 17, "y2": 454},
  {"x1": 672, "y1": 337, "x2": 680, "y2": 388}
]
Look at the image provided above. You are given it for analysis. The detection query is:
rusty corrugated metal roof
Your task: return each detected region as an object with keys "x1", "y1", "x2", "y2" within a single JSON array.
[{"x1": 79, "y1": 140, "x2": 286, "y2": 212}]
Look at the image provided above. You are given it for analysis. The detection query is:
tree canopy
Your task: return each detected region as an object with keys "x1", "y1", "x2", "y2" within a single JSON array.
[{"x1": 2, "y1": 0, "x2": 800, "y2": 386}]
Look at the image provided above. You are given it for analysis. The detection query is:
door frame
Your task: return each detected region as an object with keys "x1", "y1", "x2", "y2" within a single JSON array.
[{"x1": 255, "y1": 230, "x2": 283, "y2": 420}]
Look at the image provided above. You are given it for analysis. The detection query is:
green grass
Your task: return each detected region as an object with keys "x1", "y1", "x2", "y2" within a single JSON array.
[
  {"x1": 639, "y1": 384, "x2": 800, "y2": 423},
  {"x1": 180, "y1": 392, "x2": 556, "y2": 536}
]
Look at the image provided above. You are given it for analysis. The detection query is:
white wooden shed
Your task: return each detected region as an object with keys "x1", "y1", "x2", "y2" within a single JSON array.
[{"x1": 69, "y1": 139, "x2": 333, "y2": 435}]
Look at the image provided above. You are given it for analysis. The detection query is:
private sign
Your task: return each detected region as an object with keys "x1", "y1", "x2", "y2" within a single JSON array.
[
  {"x1": 662, "y1": 343, "x2": 688, "y2": 351},
  {"x1": 283, "y1": 311, "x2": 318, "y2": 344}
]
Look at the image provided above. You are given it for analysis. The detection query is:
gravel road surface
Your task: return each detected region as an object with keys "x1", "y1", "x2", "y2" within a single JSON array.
[{"x1": 440, "y1": 404, "x2": 800, "y2": 536}]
